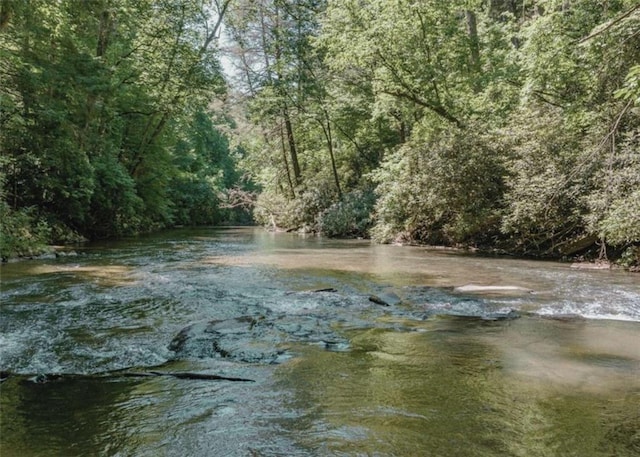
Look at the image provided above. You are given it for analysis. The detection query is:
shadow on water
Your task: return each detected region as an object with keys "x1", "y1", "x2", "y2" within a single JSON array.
[
  {"x1": 1, "y1": 228, "x2": 639, "y2": 456},
  {"x1": 0, "y1": 363, "x2": 294, "y2": 457},
  {"x1": 1, "y1": 376, "x2": 139, "y2": 457}
]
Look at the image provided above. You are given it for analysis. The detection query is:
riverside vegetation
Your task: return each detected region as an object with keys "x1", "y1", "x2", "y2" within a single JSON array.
[{"x1": 1, "y1": 0, "x2": 639, "y2": 267}]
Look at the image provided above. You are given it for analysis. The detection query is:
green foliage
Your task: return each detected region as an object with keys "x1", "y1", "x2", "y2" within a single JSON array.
[
  {"x1": 321, "y1": 0, "x2": 476, "y2": 127},
  {"x1": 0, "y1": 0, "x2": 240, "y2": 255},
  {"x1": 0, "y1": 203, "x2": 50, "y2": 259},
  {"x1": 168, "y1": 109, "x2": 248, "y2": 226},
  {"x1": 597, "y1": 190, "x2": 640, "y2": 244},
  {"x1": 499, "y1": 106, "x2": 594, "y2": 254},
  {"x1": 3, "y1": 0, "x2": 639, "y2": 264},
  {"x1": 257, "y1": 183, "x2": 337, "y2": 231},
  {"x1": 372, "y1": 123, "x2": 505, "y2": 246},
  {"x1": 617, "y1": 245, "x2": 640, "y2": 268},
  {"x1": 228, "y1": 0, "x2": 403, "y2": 234},
  {"x1": 252, "y1": 192, "x2": 288, "y2": 228},
  {"x1": 318, "y1": 188, "x2": 376, "y2": 238},
  {"x1": 586, "y1": 126, "x2": 640, "y2": 245},
  {"x1": 615, "y1": 65, "x2": 640, "y2": 104},
  {"x1": 226, "y1": 0, "x2": 640, "y2": 264},
  {"x1": 88, "y1": 153, "x2": 144, "y2": 238}
]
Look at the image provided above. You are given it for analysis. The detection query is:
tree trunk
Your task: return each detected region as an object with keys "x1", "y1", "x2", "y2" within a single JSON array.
[
  {"x1": 321, "y1": 111, "x2": 342, "y2": 198},
  {"x1": 131, "y1": 111, "x2": 170, "y2": 177},
  {"x1": 0, "y1": 0, "x2": 13, "y2": 31},
  {"x1": 283, "y1": 104, "x2": 301, "y2": 184},
  {"x1": 465, "y1": 9, "x2": 481, "y2": 90},
  {"x1": 279, "y1": 124, "x2": 295, "y2": 197},
  {"x1": 96, "y1": 8, "x2": 112, "y2": 58}
]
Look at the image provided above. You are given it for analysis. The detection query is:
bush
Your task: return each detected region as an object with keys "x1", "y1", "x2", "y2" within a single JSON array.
[
  {"x1": 372, "y1": 123, "x2": 505, "y2": 246},
  {"x1": 318, "y1": 189, "x2": 376, "y2": 238},
  {"x1": 87, "y1": 153, "x2": 144, "y2": 238},
  {"x1": 500, "y1": 105, "x2": 593, "y2": 255},
  {"x1": 617, "y1": 245, "x2": 640, "y2": 269},
  {"x1": 585, "y1": 126, "x2": 640, "y2": 246},
  {"x1": 0, "y1": 203, "x2": 51, "y2": 259},
  {"x1": 253, "y1": 181, "x2": 338, "y2": 232}
]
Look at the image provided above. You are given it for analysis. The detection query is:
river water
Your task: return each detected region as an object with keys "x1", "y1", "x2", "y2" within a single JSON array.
[{"x1": 1, "y1": 227, "x2": 639, "y2": 456}]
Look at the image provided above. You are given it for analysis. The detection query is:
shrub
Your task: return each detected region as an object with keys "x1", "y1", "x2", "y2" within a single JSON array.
[
  {"x1": 372, "y1": 122, "x2": 505, "y2": 246},
  {"x1": 617, "y1": 245, "x2": 640, "y2": 269},
  {"x1": 253, "y1": 181, "x2": 338, "y2": 232},
  {"x1": 0, "y1": 203, "x2": 51, "y2": 259},
  {"x1": 500, "y1": 106, "x2": 594, "y2": 255},
  {"x1": 585, "y1": 126, "x2": 640, "y2": 246},
  {"x1": 318, "y1": 188, "x2": 376, "y2": 238}
]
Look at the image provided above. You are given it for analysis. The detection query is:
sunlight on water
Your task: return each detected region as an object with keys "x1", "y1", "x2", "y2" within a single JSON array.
[
  {"x1": 277, "y1": 320, "x2": 640, "y2": 456},
  {"x1": 10, "y1": 263, "x2": 137, "y2": 287}
]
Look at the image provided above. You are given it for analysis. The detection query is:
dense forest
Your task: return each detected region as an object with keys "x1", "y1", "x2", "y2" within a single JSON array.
[{"x1": 1, "y1": 0, "x2": 639, "y2": 267}]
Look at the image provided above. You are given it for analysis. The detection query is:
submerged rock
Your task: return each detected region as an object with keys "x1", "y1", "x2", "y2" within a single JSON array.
[
  {"x1": 570, "y1": 261, "x2": 619, "y2": 270},
  {"x1": 538, "y1": 313, "x2": 585, "y2": 322},
  {"x1": 168, "y1": 317, "x2": 285, "y2": 364},
  {"x1": 481, "y1": 309, "x2": 521, "y2": 321},
  {"x1": 423, "y1": 307, "x2": 521, "y2": 321},
  {"x1": 368, "y1": 295, "x2": 390, "y2": 306},
  {"x1": 55, "y1": 250, "x2": 78, "y2": 258},
  {"x1": 169, "y1": 314, "x2": 349, "y2": 364},
  {"x1": 453, "y1": 284, "x2": 533, "y2": 294}
]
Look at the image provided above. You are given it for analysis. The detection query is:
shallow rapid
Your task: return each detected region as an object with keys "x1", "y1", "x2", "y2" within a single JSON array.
[{"x1": 1, "y1": 228, "x2": 639, "y2": 456}]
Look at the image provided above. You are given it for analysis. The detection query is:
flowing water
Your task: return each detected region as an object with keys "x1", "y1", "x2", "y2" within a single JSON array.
[{"x1": 1, "y1": 227, "x2": 639, "y2": 456}]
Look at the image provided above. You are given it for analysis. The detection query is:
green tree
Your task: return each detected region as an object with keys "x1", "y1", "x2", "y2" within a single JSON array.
[
  {"x1": 0, "y1": 0, "x2": 234, "y2": 253},
  {"x1": 502, "y1": 0, "x2": 640, "y2": 256},
  {"x1": 169, "y1": 109, "x2": 249, "y2": 225}
]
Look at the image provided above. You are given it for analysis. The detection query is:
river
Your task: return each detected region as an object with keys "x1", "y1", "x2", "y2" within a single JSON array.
[{"x1": 1, "y1": 227, "x2": 639, "y2": 456}]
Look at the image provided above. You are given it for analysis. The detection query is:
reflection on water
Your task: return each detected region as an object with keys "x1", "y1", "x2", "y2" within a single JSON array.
[
  {"x1": 279, "y1": 319, "x2": 640, "y2": 457},
  {"x1": 1, "y1": 228, "x2": 639, "y2": 456}
]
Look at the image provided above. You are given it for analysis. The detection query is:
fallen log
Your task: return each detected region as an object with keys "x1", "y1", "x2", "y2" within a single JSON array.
[
  {"x1": 285, "y1": 287, "x2": 338, "y2": 295},
  {"x1": 148, "y1": 371, "x2": 254, "y2": 382},
  {"x1": 368, "y1": 292, "x2": 402, "y2": 306},
  {"x1": 0, "y1": 370, "x2": 254, "y2": 384}
]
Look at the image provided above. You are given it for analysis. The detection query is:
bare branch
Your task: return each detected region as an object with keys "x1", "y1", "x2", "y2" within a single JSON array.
[
  {"x1": 218, "y1": 186, "x2": 258, "y2": 209},
  {"x1": 200, "y1": 0, "x2": 232, "y2": 55}
]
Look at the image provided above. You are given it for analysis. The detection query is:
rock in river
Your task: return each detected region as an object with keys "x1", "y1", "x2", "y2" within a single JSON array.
[
  {"x1": 169, "y1": 317, "x2": 284, "y2": 364},
  {"x1": 169, "y1": 314, "x2": 349, "y2": 364},
  {"x1": 453, "y1": 284, "x2": 533, "y2": 295}
]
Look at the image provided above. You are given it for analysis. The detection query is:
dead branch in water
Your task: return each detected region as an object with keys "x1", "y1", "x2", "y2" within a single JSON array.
[{"x1": 0, "y1": 370, "x2": 255, "y2": 383}]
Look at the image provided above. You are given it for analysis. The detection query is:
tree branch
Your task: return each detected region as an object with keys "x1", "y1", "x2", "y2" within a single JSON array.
[
  {"x1": 374, "y1": 50, "x2": 463, "y2": 128},
  {"x1": 200, "y1": 0, "x2": 232, "y2": 55},
  {"x1": 379, "y1": 89, "x2": 463, "y2": 128},
  {"x1": 578, "y1": 4, "x2": 640, "y2": 44}
]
